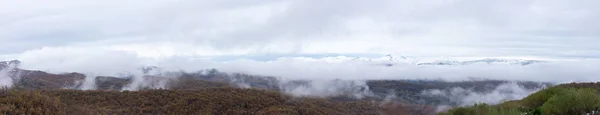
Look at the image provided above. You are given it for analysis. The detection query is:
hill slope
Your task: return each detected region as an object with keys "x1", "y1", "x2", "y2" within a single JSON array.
[
  {"x1": 441, "y1": 82, "x2": 600, "y2": 115},
  {"x1": 0, "y1": 87, "x2": 439, "y2": 115}
]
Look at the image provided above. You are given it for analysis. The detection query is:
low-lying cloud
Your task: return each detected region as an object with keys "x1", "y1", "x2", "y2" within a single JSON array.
[
  {"x1": 278, "y1": 79, "x2": 373, "y2": 98},
  {"x1": 422, "y1": 82, "x2": 545, "y2": 107},
  {"x1": 0, "y1": 62, "x2": 19, "y2": 88},
  {"x1": 5, "y1": 47, "x2": 600, "y2": 83}
]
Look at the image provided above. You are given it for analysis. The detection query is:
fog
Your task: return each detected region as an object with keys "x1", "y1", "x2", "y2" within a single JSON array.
[
  {"x1": 277, "y1": 79, "x2": 373, "y2": 98},
  {"x1": 422, "y1": 82, "x2": 546, "y2": 111},
  {"x1": 12, "y1": 48, "x2": 599, "y2": 83},
  {"x1": 0, "y1": 62, "x2": 18, "y2": 88}
]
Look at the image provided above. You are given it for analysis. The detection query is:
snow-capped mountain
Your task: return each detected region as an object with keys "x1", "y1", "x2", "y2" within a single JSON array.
[
  {"x1": 417, "y1": 58, "x2": 544, "y2": 66},
  {"x1": 462, "y1": 58, "x2": 544, "y2": 65},
  {"x1": 274, "y1": 55, "x2": 545, "y2": 66}
]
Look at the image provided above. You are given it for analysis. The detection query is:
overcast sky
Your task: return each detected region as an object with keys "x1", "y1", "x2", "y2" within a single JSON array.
[{"x1": 1, "y1": 0, "x2": 599, "y2": 60}]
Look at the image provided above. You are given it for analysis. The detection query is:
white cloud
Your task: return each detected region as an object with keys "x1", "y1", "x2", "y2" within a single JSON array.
[
  {"x1": 3, "y1": 46, "x2": 598, "y2": 83},
  {"x1": 279, "y1": 80, "x2": 373, "y2": 98},
  {"x1": 0, "y1": 62, "x2": 18, "y2": 87},
  {"x1": 422, "y1": 82, "x2": 545, "y2": 107},
  {"x1": 0, "y1": 0, "x2": 598, "y2": 58}
]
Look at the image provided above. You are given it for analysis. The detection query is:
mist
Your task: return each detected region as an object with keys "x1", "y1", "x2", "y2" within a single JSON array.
[
  {"x1": 6, "y1": 48, "x2": 600, "y2": 85},
  {"x1": 12, "y1": 48, "x2": 600, "y2": 83},
  {"x1": 0, "y1": 62, "x2": 19, "y2": 88},
  {"x1": 422, "y1": 82, "x2": 545, "y2": 111},
  {"x1": 277, "y1": 79, "x2": 373, "y2": 98}
]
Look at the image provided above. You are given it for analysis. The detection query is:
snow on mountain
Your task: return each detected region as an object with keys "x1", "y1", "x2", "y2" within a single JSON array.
[
  {"x1": 415, "y1": 57, "x2": 462, "y2": 65},
  {"x1": 272, "y1": 55, "x2": 545, "y2": 66},
  {"x1": 460, "y1": 58, "x2": 545, "y2": 65}
]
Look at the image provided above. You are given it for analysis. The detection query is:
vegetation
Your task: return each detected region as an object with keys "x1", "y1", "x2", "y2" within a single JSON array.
[
  {"x1": 5, "y1": 64, "x2": 594, "y2": 115},
  {"x1": 0, "y1": 87, "x2": 439, "y2": 115},
  {"x1": 439, "y1": 104, "x2": 522, "y2": 115},
  {"x1": 440, "y1": 82, "x2": 600, "y2": 115}
]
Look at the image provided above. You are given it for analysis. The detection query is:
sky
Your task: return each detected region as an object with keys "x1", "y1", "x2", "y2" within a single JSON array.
[
  {"x1": 1, "y1": 0, "x2": 600, "y2": 82},
  {"x1": 1, "y1": 0, "x2": 599, "y2": 60}
]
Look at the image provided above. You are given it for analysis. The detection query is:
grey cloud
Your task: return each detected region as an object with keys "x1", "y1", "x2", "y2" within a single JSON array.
[{"x1": 0, "y1": 0, "x2": 599, "y2": 58}]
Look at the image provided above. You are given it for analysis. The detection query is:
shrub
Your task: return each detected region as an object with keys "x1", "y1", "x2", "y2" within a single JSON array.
[
  {"x1": 0, "y1": 89, "x2": 65, "y2": 115},
  {"x1": 520, "y1": 87, "x2": 563, "y2": 110},
  {"x1": 540, "y1": 88, "x2": 600, "y2": 115},
  {"x1": 0, "y1": 87, "x2": 422, "y2": 114},
  {"x1": 442, "y1": 86, "x2": 600, "y2": 115},
  {"x1": 440, "y1": 104, "x2": 523, "y2": 115}
]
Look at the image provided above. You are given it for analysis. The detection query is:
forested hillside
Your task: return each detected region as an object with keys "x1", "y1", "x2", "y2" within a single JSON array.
[
  {"x1": 441, "y1": 82, "x2": 600, "y2": 115},
  {"x1": 0, "y1": 87, "x2": 441, "y2": 115}
]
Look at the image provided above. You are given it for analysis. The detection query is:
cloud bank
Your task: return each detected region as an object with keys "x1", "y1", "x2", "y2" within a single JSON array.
[
  {"x1": 1, "y1": 47, "x2": 596, "y2": 83},
  {"x1": 422, "y1": 82, "x2": 545, "y2": 106}
]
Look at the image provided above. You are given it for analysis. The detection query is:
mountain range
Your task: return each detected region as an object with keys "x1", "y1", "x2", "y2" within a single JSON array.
[
  {"x1": 0, "y1": 60, "x2": 549, "y2": 105},
  {"x1": 276, "y1": 55, "x2": 545, "y2": 66}
]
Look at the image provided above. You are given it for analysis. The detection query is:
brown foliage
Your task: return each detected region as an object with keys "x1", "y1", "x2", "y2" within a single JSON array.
[
  {"x1": 0, "y1": 87, "x2": 429, "y2": 115},
  {"x1": 0, "y1": 88, "x2": 65, "y2": 115}
]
